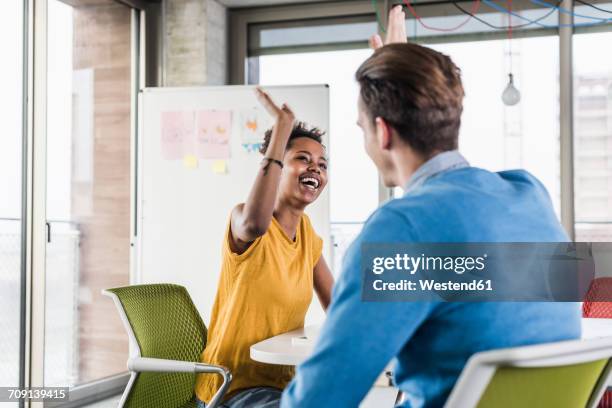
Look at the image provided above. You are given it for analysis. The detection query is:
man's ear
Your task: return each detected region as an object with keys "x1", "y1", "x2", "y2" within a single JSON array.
[{"x1": 375, "y1": 117, "x2": 392, "y2": 151}]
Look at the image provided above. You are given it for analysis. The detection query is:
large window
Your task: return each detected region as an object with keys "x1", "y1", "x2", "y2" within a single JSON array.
[
  {"x1": 242, "y1": 0, "x2": 612, "y2": 248},
  {"x1": 573, "y1": 29, "x2": 612, "y2": 242},
  {"x1": 425, "y1": 36, "x2": 561, "y2": 214},
  {"x1": 259, "y1": 49, "x2": 379, "y2": 273},
  {"x1": 255, "y1": 16, "x2": 563, "y2": 271},
  {"x1": 45, "y1": 0, "x2": 133, "y2": 388},
  {"x1": 0, "y1": 0, "x2": 24, "y2": 401}
]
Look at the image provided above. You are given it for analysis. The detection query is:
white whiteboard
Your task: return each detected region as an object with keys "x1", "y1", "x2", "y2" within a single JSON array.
[{"x1": 137, "y1": 85, "x2": 330, "y2": 326}]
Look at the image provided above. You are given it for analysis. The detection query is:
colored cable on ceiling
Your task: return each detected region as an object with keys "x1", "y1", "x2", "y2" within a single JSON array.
[
  {"x1": 453, "y1": 0, "x2": 559, "y2": 29},
  {"x1": 483, "y1": 0, "x2": 612, "y2": 28},
  {"x1": 376, "y1": 0, "x2": 612, "y2": 34},
  {"x1": 402, "y1": 0, "x2": 481, "y2": 32},
  {"x1": 575, "y1": 0, "x2": 612, "y2": 14},
  {"x1": 530, "y1": 0, "x2": 612, "y2": 21}
]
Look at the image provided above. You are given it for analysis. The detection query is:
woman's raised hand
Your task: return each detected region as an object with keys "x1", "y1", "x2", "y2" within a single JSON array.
[
  {"x1": 255, "y1": 87, "x2": 295, "y2": 133},
  {"x1": 230, "y1": 87, "x2": 296, "y2": 248},
  {"x1": 369, "y1": 5, "x2": 408, "y2": 50}
]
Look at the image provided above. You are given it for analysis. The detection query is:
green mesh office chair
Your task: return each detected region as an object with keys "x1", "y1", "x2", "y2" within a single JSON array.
[
  {"x1": 103, "y1": 284, "x2": 231, "y2": 408},
  {"x1": 444, "y1": 337, "x2": 612, "y2": 408}
]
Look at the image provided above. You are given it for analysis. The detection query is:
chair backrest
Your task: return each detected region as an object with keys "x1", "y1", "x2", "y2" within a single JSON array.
[
  {"x1": 104, "y1": 284, "x2": 207, "y2": 408},
  {"x1": 445, "y1": 337, "x2": 612, "y2": 408}
]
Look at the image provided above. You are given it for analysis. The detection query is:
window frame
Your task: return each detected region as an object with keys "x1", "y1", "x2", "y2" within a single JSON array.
[{"x1": 22, "y1": 0, "x2": 150, "y2": 406}]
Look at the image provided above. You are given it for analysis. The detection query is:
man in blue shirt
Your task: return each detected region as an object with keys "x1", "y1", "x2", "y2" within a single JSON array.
[{"x1": 280, "y1": 6, "x2": 581, "y2": 408}]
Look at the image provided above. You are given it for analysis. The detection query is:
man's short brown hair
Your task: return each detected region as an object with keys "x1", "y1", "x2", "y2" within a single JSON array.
[{"x1": 355, "y1": 43, "x2": 464, "y2": 156}]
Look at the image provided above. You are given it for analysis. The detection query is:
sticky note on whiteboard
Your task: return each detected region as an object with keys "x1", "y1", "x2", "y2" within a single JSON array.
[
  {"x1": 212, "y1": 160, "x2": 228, "y2": 174},
  {"x1": 183, "y1": 155, "x2": 198, "y2": 169},
  {"x1": 161, "y1": 111, "x2": 195, "y2": 160},
  {"x1": 196, "y1": 110, "x2": 232, "y2": 159}
]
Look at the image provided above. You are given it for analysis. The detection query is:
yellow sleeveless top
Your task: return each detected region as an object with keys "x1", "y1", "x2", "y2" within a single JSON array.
[{"x1": 195, "y1": 214, "x2": 323, "y2": 403}]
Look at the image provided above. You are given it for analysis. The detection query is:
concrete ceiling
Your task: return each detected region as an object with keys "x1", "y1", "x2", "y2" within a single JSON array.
[{"x1": 217, "y1": 0, "x2": 339, "y2": 8}]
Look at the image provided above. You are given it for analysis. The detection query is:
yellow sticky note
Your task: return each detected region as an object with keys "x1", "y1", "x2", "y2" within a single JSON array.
[
  {"x1": 183, "y1": 155, "x2": 198, "y2": 169},
  {"x1": 212, "y1": 160, "x2": 227, "y2": 174}
]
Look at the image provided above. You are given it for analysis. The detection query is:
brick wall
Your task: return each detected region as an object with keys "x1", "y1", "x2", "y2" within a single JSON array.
[{"x1": 72, "y1": 3, "x2": 131, "y2": 383}]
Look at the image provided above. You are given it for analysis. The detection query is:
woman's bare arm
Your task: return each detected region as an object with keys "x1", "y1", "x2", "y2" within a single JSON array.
[
  {"x1": 314, "y1": 256, "x2": 334, "y2": 311},
  {"x1": 229, "y1": 88, "x2": 295, "y2": 254}
]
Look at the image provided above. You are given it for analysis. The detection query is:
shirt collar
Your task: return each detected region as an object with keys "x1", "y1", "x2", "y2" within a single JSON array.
[{"x1": 404, "y1": 150, "x2": 469, "y2": 194}]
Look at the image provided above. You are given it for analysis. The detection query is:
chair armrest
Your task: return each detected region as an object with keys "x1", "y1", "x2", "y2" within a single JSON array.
[
  {"x1": 128, "y1": 357, "x2": 197, "y2": 373},
  {"x1": 128, "y1": 357, "x2": 232, "y2": 408}
]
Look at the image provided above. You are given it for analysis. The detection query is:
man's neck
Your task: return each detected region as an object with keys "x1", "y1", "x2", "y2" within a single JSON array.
[{"x1": 392, "y1": 148, "x2": 430, "y2": 187}]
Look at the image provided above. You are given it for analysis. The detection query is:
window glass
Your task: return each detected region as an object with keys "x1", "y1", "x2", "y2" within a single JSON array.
[
  {"x1": 253, "y1": 19, "x2": 377, "y2": 51},
  {"x1": 393, "y1": 36, "x2": 561, "y2": 219},
  {"x1": 45, "y1": 0, "x2": 133, "y2": 386},
  {"x1": 573, "y1": 29, "x2": 612, "y2": 242}
]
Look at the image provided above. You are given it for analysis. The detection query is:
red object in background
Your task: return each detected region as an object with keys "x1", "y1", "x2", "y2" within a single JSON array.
[
  {"x1": 601, "y1": 393, "x2": 612, "y2": 408},
  {"x1": 583, "y1": 278, "x2": 612, "y2": 317},
  {"x1": 582, "y1": 277, "x2": 612, "y2": 407}
]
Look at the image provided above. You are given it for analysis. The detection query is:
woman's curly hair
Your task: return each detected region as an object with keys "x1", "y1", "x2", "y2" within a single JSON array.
[{"x1": 259, "y1": 121, "x2": 326, "y2": 155}]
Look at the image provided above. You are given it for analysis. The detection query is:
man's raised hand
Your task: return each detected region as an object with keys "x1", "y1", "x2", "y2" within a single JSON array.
[{"x1": 369, "y1": 5, "x2": 408, "y2": 50}]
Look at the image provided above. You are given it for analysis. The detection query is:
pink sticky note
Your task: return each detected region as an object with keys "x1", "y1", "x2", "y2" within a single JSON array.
[
  {"x1": 195, "y1": 110, "x2": 231, "y2": 159},
  {"x1": 161, "y1": 111, "x2": 195, "y2": 160}
]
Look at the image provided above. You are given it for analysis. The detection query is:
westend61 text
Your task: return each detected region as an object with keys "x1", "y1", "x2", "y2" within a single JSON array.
[{"x1": 372, "y1": 279, "x2": 493, "y2": 292}]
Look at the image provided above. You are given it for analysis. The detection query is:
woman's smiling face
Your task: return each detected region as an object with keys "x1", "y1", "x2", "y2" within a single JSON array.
[{"x1": 277, "y1": 136, "x2": 328, "y2": 208}]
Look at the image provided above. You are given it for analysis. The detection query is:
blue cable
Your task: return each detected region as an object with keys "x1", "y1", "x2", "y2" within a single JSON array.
[
  {"x1": 530, "y1": 0, "x2": 612, "y2": 22},
  {"x1": 482, "y1": 0, "x2": 612, "y2": 28},
  {"x1": 482, "y1": 0, "x2": 549, "y2": 27}
]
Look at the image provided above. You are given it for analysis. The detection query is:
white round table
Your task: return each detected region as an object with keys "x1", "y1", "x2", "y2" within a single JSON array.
[
  {"x1": 250, "y1": 325, "x2": 320, "y2": 366},
  {"x1": 249, "y1": 324, "x2": 401, "y2": 407}
]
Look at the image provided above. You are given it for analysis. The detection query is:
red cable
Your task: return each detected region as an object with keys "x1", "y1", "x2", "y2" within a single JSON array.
[
  {"x1": 508, "y1": 0, "x2": 513, "y2": 39},
  {"x1": 402, "y1": 0, "x2": 481, "y2": 32}
]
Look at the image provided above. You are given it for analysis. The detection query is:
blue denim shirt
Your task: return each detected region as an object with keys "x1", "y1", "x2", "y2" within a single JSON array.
[{"x1": 281, "y1": 151, "x2": 581, "y2": 408}]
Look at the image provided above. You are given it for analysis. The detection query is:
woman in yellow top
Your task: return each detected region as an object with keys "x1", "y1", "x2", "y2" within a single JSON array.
[{"x1": 195, "y1": 88, "x2": 334, "y2": 408}]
